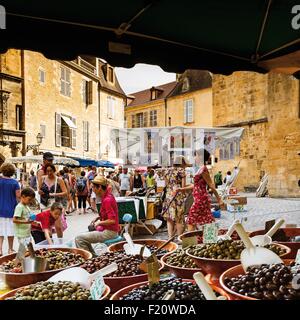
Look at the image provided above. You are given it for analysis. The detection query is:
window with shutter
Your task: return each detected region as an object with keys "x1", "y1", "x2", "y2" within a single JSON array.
[
  {"x1": 150, "y1": 110, "x2": 157, "y2": 127},
  {"x1": 71, "y1": 118, "x2": 76, "y2": 149},
  {"x1": 184, "y1": 100, "x2": 193, "y2": 123},
  {"x1": 60, "y1": 66, "x2": 71, "y2": 97},
  {"x1": 55, "y1": 113, "x2": 61, "y2": 147}
]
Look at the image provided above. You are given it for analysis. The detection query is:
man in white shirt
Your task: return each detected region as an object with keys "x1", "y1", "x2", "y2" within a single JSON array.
[{"x1": 119, "y1": 167, "x2": 130, "y2": 197}]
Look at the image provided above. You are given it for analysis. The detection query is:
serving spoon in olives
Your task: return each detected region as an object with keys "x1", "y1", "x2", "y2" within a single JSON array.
[
  {"x1": 250, "y1": 219, "x2": 285, "y2": 247},
  {"x1": 234, "y1": 223, "x2": 283, "y2": 272}
]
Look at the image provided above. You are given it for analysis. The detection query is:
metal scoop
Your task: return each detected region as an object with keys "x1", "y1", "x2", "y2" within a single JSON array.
[
  {"x1": 234, "y1": 223, "x2": 283, "y2": 272},
  {"x1": 48, "y1": 262, "x2": 118, "y2": 289},
  {"x1": 193, "y1": 272, "x2": 227, "y2": 300},
  {"x1": 217, "y1": 219, "x2": 240, "y2": 241},
  {"x1": 123, "y1": 233, "x2": 151, "y2": 257},
  {"x1": 250, "y1": 219, "x2": 285, "y2": 247},
  {"x1": 21, "y1": 242, "x2": 48, "y2": 273}
]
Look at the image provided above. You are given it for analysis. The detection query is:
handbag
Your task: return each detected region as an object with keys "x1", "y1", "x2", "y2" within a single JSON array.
[
  {"x1": 88, "y1": 216, "x2": 100, "y2": 232},
  {"x1": 48, "y1": 177, "x2": 58, "y2": 207}
]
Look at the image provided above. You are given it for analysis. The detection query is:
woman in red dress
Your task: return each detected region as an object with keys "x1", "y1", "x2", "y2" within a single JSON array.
[{"x1": 176, "y1": 149, "x2": 223, "y2": 231}]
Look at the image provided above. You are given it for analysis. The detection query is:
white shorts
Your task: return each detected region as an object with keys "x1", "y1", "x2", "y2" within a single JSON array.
[
  {"x1": 0, "y1": 218, "x2": 15, "y2": 237},
  {"x1": 91, "y1": 192, "x2": 96, "y2": 199}
]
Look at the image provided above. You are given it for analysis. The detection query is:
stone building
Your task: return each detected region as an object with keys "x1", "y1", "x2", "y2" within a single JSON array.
[
  {"x1": 212, "y1": 72, "x2": 300, "y2": 197},
  {"x1": 125, "y1": 70, "x2": 212, "y2": 128},
  {"x1": 0, "y1": 50, "x2": 126, "y2": 165},
  {"x1": 0, "y1": 49, "x2": 24, "y2": 165}
]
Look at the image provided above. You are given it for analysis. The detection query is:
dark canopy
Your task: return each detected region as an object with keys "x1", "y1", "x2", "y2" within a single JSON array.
[{"x1": 0, "y1": 0, "x2": 299, "y2": 77}]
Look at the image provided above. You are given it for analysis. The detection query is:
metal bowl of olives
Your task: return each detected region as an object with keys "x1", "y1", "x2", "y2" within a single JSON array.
[
  {"x1": 0, "y1": 280, "x2": 110, "y2": 300},
  {"x1": 219, "y1": 259, "x2": 298, "y2": 300},
  {"x1": 186, "y1": 241, "x2": 291, "y2": 284},
  {"x1": 108, "y1": 239, "x2": 178, "y2": 258},
  {"x1": 161, "y1": 250, "x2": 203, "y2": 279},
  {"x1": 250, "y1": 228, "x2": 300, "y2": 259},
  {"x1": 110, "y1": 279, "x2": 232, "y2": 300},
  {"x1": 0, "y1": 248, "x2": 92, "y2": 289}
]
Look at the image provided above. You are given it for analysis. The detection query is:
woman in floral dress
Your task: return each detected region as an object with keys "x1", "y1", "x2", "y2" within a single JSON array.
[
  {"x1": 162, "y1": 156, "x2": 190, "y2": 238},
  {"x1": 176, "y1": 149, "x2": 223, "y2": 231}
]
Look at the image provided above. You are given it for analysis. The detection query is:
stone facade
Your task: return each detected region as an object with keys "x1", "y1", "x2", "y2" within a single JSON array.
[
  {"x1": 0, "y1": 49, "x2": 24, "y2": 164},
  {"x1": 0, "y1": 50, "x2": 126, "y2": 166},
  {"x1": 167, "y1": 88, "x2": 212, "y2": 127},
  {"x1": 212, "y1": 72, "x2": 300, "y2": 197},
  {"x1": 125, "y1": 71, "x2": 213, "y2": 129}
]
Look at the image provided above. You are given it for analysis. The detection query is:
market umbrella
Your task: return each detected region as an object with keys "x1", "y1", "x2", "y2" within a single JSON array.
[
  {"x1": 7, "y1": 155, "x2": 80, "y2": 166},
  {"x1": 0, "y1": 0, "x2": 299, "y2": 77}
]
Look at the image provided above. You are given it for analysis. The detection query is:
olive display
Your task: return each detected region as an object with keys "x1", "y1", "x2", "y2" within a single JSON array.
[
  {"x1": 5, "y1": 281, "x2": 92, "y2": 300},
  {"x1": 81, "y1": 252, "x2": 144, "y2": 277},
  {"x1": 0, "y1": 249, "x2": 86, "y2": 273},
  {"x1": 117, "y1": 245, "x2": 168, "y2": 257},
  {"x1": 188, "y1": 240, "x2": 287, "y2": 260},
  {"x1": 223, "y1": 263, "x2": 300, "y2": 300},
  {"x1": 165, "y1": 249, "x2": 197, "y2": 268},
  {"x1": 120, "y1": 278, "x2": 220, "y2": 300}
]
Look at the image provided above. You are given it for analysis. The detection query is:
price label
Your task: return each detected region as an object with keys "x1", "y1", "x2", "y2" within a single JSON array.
[
  {"x1": 182, "y1": 236, "x2": 198, "y2": 248},
  {"x1": 203, "y1": 223, "x2": 218, "y2": 244},
  {"x1": 90, "y1": 275, "x2": 105, "y2": 300},
  {"x1": 296, "y1": 249, "x2": 300, "y2": 265},
  {"x1": 147, "y1": 259, "x2": 160, "y2": 286}
]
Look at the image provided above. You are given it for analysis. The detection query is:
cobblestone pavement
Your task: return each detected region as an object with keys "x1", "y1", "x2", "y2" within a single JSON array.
[{"x1": 2, "y1": 193, "x2": 300, "y2": 254}]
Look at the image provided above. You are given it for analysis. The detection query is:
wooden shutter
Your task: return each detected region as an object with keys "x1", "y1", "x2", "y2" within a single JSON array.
[
  {"x1": 71, "y1": 117, "x2": 76, "y2": 149},
  {"x1": 184, "y1": 101, "x2": 187, "y2": 123},
  {"x1": 82, "y1": 80, "x2": 86, "y2": 102},
  {"x1": 143, "y1": 112, "x2": 148, "y2": 127},
  {"x1": 60, "y1": 67, "x2": 65, "y2": 95},
  {"x1": 131, "y1": 115, "x2": 135, "y2": 128},
  {"x1": 188, "y1": 100, "x2": 193, "y2": 122},
  {"x1": 86, "y1": 121, "x2": 89, "y2": 151},
  {"x1": 55, "y1": 113, "x2": 61, "y2": 147},
  {"x1": 87, "y1": 81, "x2": 93, "y2": 105},
  {"x1": 112, "y1": 98, "x2": 116, "y2": 119},
  {"x1": 67, "y1": 69, "x2": 71, "y2": 97}
]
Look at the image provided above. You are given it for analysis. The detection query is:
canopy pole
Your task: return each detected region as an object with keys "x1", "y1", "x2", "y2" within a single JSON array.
[
  {"x1": 253, "y1": 0, "x2": 273, "y2": 62},
  {"x1": 115, "y1": 1, "x2": 157, "y2": 36}
]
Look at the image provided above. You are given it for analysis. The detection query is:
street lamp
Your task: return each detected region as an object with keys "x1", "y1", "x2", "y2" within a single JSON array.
[{"x1": 26, "y1": 132, "x2": 43, "y2": 154}]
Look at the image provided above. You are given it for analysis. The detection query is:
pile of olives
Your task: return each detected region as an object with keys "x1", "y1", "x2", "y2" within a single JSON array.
[
  {"x1": 81, "y1": 252, "x2": 144, "y2": 277},
  {"x1": 188, "y1": 240, "x2": 287, "y2": 260},
  {"x1": 188, "y1": 240, "x2": 244, "y2": 260},
  {"x1": 223, "y1": 263, "x2": 300, "y2": 300},
  {"x1": 36, "y1": 249, "x2": 86, "y2": 270},
  {"x1": 5, "y1": 281, "x2": 92, "y2": 300},
  {"x1": 0, "y1": 249, "x2": 85, "y2": 273},
  {"x1": 165, "y1": 249, "x2": 197, "y2": 268},
  {"x1": 117, "y1": 245, "x2": 168, "y2": 257},
  {"x1": 120, "y1": 278, "x2": 220, "y2": 300}
]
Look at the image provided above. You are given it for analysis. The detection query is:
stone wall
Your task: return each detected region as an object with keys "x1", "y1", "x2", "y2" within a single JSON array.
[{"x1": 212, "y1": 71, "x2": 300, "y2": 197}]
